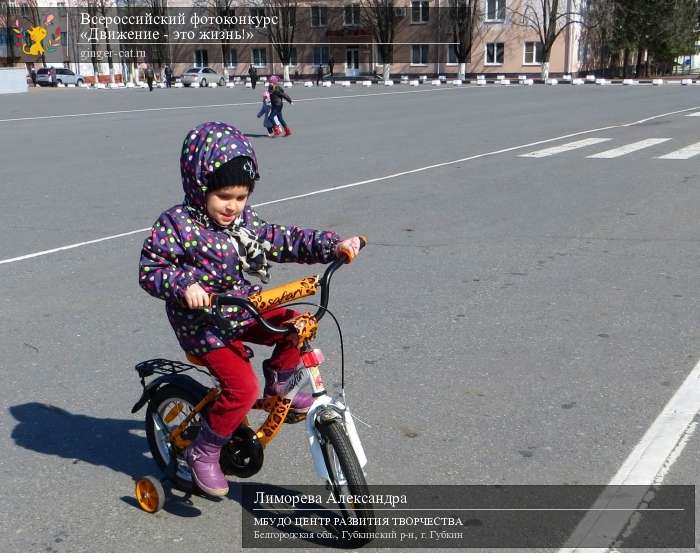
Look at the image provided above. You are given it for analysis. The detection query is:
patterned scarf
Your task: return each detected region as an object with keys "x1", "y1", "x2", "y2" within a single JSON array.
[{"x1": 185, "y1": 204, "x2": 271, "y2": 283}]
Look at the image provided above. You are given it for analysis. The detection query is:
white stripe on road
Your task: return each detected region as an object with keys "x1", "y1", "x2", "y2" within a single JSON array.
[
  {"x1": 1, "y1": 104, "x2": 699, "y2": 266},
  {"x1": 657, "y1": 141, "x2": 700, "y2": 159},
  {"x1": 0, "y1": 86, "x2": 474, "y2": 124},
  {"x1": 587, "y1": 138, "x2": 671, "y2": 159},
  {"x1": 558, "y1": 359, "x2": 700, "y2": 553},
  {"x1": 685, "y1": 112, "x2": 700, "y2": 117},
  {"x1": 519, "y1": 138, "x2": 612, "y2": 158}
]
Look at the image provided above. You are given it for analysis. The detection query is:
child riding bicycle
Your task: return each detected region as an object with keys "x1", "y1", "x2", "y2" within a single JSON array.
[{"x1": 138, "y1": 121, "x2": 361, "y2": 497}]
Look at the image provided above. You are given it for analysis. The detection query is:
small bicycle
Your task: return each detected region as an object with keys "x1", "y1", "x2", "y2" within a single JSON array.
[{"x1": 132, "y1": 238, "x2": 373, "y2": 532}]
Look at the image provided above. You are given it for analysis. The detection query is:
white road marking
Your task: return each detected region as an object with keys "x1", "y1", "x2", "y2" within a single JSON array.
[
  {"x1": 587, "y1": 138, "x2": 671, "y2": 158},
  {"x1": 0, "y1": 86, "x2": 475, "y2": 124},
  {"x1": 558, "y1": 359, "x2": 700, "y2": 553},
  {"x1": 685, "y1": 112, "x2": 700, "y2": 117},
  {"x1": 519, "y1": 138, "x2": 612, "y2": 158},
  {"x1": 657, "y1": 141, "x2": 700, "y2": 159},
  {"x1": 1, "y1": 104, "x2": 699, "y2": 267}
]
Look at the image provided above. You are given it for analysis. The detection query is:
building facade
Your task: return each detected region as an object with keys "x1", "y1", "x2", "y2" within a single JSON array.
[{"x1": 2, "y1": 0, "x2": 583, "y2": 81}]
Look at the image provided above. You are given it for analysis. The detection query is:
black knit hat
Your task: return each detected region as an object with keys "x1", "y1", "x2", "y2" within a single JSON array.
[{"x1": 206, "y1": 155, "x2": 259, "y2": 193}]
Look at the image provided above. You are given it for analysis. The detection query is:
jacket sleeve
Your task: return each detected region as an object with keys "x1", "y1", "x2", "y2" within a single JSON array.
[
  {"x1": 249, "y1": 208, "x2": 340, "y2": 264},
  {"x1": 139, "y1": 212, "x2": 197, "y2": 302}
]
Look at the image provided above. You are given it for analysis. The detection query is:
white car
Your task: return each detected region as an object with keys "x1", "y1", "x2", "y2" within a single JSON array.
[
  {"x1": 181, "y1": 67, "x2": 226, "y2": 87},
  {"x1": 36, "y1": 67, "x2": 84, "y2": 86}
]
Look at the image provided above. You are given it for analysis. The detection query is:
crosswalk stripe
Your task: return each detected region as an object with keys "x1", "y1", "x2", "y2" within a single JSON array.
[
  {"x1": 519, "y1": 138, "x2": 612, "y2": 158},
  {"x1": 587, "y1": 138, "x2": 672, "y2": 158},
  {"x1": 658, "y1": 142, "x2": 700, "y2": 159},
  {"x1": 685, "y1": 112, "x2": 700, "y2": 117}
]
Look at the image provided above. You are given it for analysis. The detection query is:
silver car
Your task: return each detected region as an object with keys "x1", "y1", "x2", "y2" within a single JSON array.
[
  {"x1": 36, "y1": 67, "x2": 84, "y2": 86},
  {"x1": 181, "y1": 67, "x2": 226, "y2": 87}
]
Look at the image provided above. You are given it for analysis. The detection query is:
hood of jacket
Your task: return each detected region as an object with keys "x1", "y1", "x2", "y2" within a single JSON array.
[{"x1": 180, "y1": 121, "x2": 259, "y2": 215}]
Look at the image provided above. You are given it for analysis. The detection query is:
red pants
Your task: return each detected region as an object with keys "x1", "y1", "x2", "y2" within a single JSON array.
[{"x1": 201, "y1": 308, "x2": 300, "y2": 436}]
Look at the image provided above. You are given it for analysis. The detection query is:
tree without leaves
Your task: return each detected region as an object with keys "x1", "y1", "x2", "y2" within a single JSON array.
[
  {"x1": 262, "y1": 0, "x2": 298, "y2": 81},
  {"x1": 359, "y1": 0, "x2": 397, "y2": 81},
  {"x1": 440, "y1": 0, "x2": 484, "y2": 79},
  {"x1": 509, "y1": 0, "x2": 586, "y2": 79}
]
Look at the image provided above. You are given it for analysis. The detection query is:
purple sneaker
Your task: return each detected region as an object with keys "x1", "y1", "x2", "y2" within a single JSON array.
[
  {"x1": 263, "y1": 362, "x2": 313, "y2": 413},
  {"x1": 185, "y1": 421, "x2": 230, "y2": 497}
]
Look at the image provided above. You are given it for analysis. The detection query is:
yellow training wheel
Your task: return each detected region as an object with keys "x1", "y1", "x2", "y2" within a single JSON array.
[{"x1": 135, "y1": 476, "x2": 166, "y2": 513}]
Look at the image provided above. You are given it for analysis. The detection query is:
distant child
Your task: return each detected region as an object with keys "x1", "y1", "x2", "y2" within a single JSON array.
[
  {"x1": 268, "y1": 75, "x2": 293, "y2": 136},
  {"x1": 138, "y1": 121, "x2": 361, "y2": 497},
  {"x1": 256, "y1": 88, "x2": 279, "y2": 137}
]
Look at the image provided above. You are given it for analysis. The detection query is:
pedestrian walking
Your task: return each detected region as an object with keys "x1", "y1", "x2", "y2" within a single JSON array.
[
  {"x1": 145, "y1": 65, "x2": 155, "y2": 92},
  {"x1": 29, "y1": 65, "x2": 37, "y2": 87},
  {"x1": 164, "y1": 65, "x2": 172, "y2": 88},
  {"x1": 49, "y1": 66, "x2": 56, "y2": 87},
  {"x1": 316, "y1": 64, "x2": 323, "y2": 86},
  {"x1": 328, "y1": 57, "x2": 334, "y2": 78},
  {"x1": 248, "y1": 65, "x2": 258, "y2": 89}
]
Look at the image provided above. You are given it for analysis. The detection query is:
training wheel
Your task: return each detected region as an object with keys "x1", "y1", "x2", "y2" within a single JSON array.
[{"x1": 135, "y1": 476, "x2": 166, "y2": 513}]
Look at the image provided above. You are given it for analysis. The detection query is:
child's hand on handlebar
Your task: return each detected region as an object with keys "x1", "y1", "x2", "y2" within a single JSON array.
[
  {"x1": 336, "y1": 236, "x2": 362, "y2": 263},
  {"x1": 184, "y1": 282, "x2": 211, "y2": 309}
]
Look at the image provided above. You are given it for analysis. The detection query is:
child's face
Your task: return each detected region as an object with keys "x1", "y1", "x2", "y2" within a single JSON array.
[{"x1": 205, "y1": 184, "x2": 249, "y2": 227}]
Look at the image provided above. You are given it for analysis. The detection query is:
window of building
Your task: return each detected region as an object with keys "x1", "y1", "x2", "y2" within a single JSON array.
[
  {"x1": 485, "y1": 42, "x2": 504, "y2": 64},
  {"x1": 194, "y1": 49, "x2": 208, "y2": 68},
  {"x1": 486, "y1": 0, "x2": 505, "y2": 21},
  {"x1": 411, "y1": 44, "x2": 429, "y2": 65},
  {"x1": 523, "y1": 41, "x2": 543, "y2": 64},
  {"x1": 227, "y1": 48, "x2": 238, "y2": 68},
  {"x1": 313, "y1": 46, "x2": 330, "y2": 65},
  {"x1": 252, "y1": 48, "x2": 267, "y2": 67},
  {"x1": 344, "y1": 4, "x2": 361, "y2": 26},
  {"x1": 311, "y1": 5, "x2": 327, "y2": 26},
  {"x1": 411, "y1": 1, "x2": 429, "y2": 23}
]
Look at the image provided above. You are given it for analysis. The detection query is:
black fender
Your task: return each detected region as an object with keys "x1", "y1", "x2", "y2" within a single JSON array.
[{"x1": 131, "y1": 374, "x2": 210, "y2": 414}]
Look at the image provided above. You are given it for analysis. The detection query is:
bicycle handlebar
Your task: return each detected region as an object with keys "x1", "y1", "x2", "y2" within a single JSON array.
[{"x1": 210, "y1": 236, "x2": 367, "y2": 336}]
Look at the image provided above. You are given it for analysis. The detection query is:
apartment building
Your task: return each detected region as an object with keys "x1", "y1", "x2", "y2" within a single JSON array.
[
  {"x1": 2, "y1": 1, "x2": 583, "y2": 80},
  {"x1": 167, "y1": 1, "x2": 582, "y2": 79}
]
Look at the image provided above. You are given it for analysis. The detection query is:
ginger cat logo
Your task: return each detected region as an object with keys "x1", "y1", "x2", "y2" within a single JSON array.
[
  {"x1": 24, "y1": 26, "x2": 47, "y2": 56},
  {"x1": 12, "y1": 13, "x2": 61, "y2": 59}
]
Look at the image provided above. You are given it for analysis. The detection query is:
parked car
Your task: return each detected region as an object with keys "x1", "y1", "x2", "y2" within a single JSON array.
[
  {"x1": 181, "y1": 67, "x2": 226, "y2": 87},
  {"x1": 36, "y1": 67, "x2": 84, "y2": 86}
]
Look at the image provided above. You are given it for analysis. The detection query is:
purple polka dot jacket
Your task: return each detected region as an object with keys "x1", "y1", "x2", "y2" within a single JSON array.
[{"x1": 139, "y1": 121, "x2": 340, "y2": 355}]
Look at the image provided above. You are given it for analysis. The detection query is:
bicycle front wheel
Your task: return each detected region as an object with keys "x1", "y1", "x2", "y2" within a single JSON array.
[{"x1": 317, "y1": 419, "x2": 375, "y2": 541}]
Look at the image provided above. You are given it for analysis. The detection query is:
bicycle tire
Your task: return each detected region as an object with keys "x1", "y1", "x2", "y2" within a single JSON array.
[
  {"x1": 317, "y1": 419, "x2": 375, "y2": 543},
  {"x1": 145, "y1": 384, "x2": 205, "y2": 491}
]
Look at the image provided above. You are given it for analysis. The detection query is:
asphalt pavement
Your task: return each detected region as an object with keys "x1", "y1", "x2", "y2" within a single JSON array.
[{"x1": 1, "y1": 82, "x2": 699, "y2": 553}]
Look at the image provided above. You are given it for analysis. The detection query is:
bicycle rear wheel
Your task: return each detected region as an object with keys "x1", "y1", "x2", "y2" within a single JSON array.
[
  {"x1": 317, "y1": 419, "x2": 375, "y2": 543},
  {"x1": 145, "y1": 384, "x2": 204, "y2": 491}
]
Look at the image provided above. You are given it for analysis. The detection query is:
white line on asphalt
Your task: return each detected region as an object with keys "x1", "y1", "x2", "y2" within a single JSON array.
[
  {"x1": 558, "y1": 359, "x2": 700, "y2": 553},
  {"x1": 657, "y1": 141, "x2": 700, "y2": 159},
  {"x1": 586, "y1": 138, "x2": 672, "y2": 159},
  {"x1": 0, "y1": 86, "x2": 473, "y2": 124},
  {"x1": 1, "y1": 104, "x2": 699, "y2": 266},
  {"x1": 685, "y1": 112, "x2": 700, "y2": 117},
  {"x1": 519, "y1": 138, "x2": 612, "y2": 158}
]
